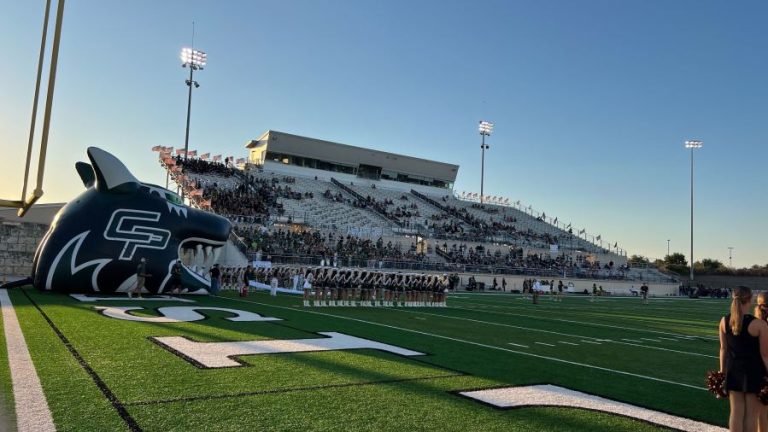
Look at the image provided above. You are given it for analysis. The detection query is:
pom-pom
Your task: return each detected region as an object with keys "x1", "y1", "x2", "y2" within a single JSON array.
[
  {"x1": 706, "y1": 370, "x2": 727, "y2": 399},
  {"x1": 759, "y1": 378, "x2": 768, "y2": 405}
]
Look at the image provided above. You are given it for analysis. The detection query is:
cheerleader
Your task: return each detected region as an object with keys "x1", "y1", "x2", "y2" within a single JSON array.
[
  {"x1": 326, "y1": 269, "x2": 338, "y2": 307},
  {"x1": 342, "y1": 270, "x2": 355, "y2": 306},
  {"x1": 394, "y1": 274, "x2": 404, "y2": 307},
  {"x1": 302, "y1": 269, "x2": 314, "y2": 307},
  {"x1": 383, "y1": 273, "x2": 394, "y2": 307},
  {"x1": 313, "y1": 269, "x2": 326, "y2": 307},
  {"x1": 719, "y1": 286, "x2": 768, "y2": 432}
]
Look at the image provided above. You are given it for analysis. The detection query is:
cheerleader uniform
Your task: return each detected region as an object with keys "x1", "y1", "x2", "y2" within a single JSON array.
[{"x1": 724, "y1": 314, "x2": 767, "y2": 394}]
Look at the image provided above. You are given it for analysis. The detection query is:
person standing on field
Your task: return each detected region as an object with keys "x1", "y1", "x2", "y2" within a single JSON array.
[
  {"x1": 641, "y1": 283, "x2": 649, "y2": 304},
  {"x1": 130, "y1": 258, "x2": 148, "y2": 299},
  {"x1": 209, "y1": 264, "x2": 221, "y2": 295}
]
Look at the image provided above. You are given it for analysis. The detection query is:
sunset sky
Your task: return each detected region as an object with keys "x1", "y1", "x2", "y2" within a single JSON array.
[{"x1": 1, "y1": 0, "x2": 766, "y2": 267}]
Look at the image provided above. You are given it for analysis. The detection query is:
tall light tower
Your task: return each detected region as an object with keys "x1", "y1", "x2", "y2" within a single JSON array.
[
  {"x1": 180, "y1": 47, "x2": 206, "y2": 196},
  {"x1": 685, "y1": 139, "x2": 702, "y2": 285},
  {"x1": 728, "y1": 246, "x2": 734, "y2": 268},
  {"x1": 478, "y1": 121, "x2": 493, "y2": 204},
  {"x1": 667, "y1": 239, "x2": 670, "y2": 257}
]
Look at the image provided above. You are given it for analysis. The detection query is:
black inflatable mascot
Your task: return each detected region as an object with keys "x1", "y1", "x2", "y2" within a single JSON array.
[{"x1": 23, "y1": 147, "x2": 231, "y2": 294}]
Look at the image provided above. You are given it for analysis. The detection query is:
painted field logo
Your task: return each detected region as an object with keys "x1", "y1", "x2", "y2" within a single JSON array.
[
  {"x1": 151, "y1": 332, "x2": 425, "y2": 368},
  {"x1": 103, "y1": 209, "x2": 171, "y2": 260},
  {"x1": 458, "y1": 385, "x2": 725, "y2": 432},
  {"x1": 93, "y1": 305, "x2": 424, "y2": 368}
]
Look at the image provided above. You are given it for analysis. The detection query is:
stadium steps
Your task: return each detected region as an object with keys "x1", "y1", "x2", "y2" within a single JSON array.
[{"x1": 330, "y1": 178, "x2": 403, "y2": 227}]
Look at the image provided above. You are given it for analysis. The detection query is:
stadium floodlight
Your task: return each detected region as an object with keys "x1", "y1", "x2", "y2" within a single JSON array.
[
  {"x1": 684, "y1": 139, "x2": 702, "y2": 287},
  {"x1": 478, "y1": 121, "x2": 493, "y2": 136},
  {"x1": 478, "y1": 121, "x2": 493, "y2": 203},
  {"x1": 180, "y1": 47, "x2": 207, "y2": 69},
  {"x1": 179, "y1": 46, "x2": 207, "y2": 199}
]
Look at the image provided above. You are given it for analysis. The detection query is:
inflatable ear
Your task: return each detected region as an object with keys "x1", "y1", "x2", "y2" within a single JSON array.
[
  {"x1": 75, "y1": 162, "x2": 95, "y2": 188},
  {"x1": 87, "y1": 147, "x2": 140, "y2": 193}
]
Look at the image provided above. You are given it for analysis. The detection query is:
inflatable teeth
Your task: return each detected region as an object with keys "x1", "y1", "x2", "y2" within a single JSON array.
[{"x1": 31, "y1": 147, "x2": 232, "y2": 294}]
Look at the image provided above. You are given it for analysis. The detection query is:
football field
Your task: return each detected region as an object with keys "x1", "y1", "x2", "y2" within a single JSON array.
[{"x1": 0, "y1": 288, "x2": 729, "y2": 431}]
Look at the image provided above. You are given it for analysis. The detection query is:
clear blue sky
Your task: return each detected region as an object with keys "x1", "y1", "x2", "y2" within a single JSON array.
[{"x1": 1, "y1": 0, "x2": 766, "y2": 267}]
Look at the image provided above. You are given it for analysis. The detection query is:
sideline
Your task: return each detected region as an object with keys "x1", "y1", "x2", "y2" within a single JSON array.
[
  {"x1": 217, "y1": 294, "x2": 707, "y2": 391},
  {"x1": 0, "y1": 289, "x2": 55, "y2": 432}
]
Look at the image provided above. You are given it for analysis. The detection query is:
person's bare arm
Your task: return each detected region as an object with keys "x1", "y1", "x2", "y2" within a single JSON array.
[
  {"x1": 757, "y1": 320, "x2": 768, "y2": 372},
  {"x1": 719, "y1": 318, "x2": 727, "y2": 372}
]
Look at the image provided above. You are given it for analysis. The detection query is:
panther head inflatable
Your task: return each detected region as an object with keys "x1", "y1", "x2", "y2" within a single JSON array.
[{"x1": 31, "y1": 147, "x2": 232, "y2": 294}]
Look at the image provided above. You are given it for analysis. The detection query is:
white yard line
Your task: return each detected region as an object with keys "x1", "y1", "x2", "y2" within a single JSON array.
[
  {"x1": 507, "y1": 342, "x2": 529, "y2": 348},
  {"x1": 535, "y1": 342, "x2": 555, "y2": 347},
  {"x1": 0, "y1": 289, "x2": 55, "y2": 432},
  {"x1": 641, "y1": 338, "x2": 661, "y2": 342},
  {"x1": 385, "y1": 307, "x2": 717, "y2": 359},
  {"x1": 659, "y1": 337, "x2": 679, "y2": 341},
  {"x1": 449, "y1": 303, "x2": 718, "y2": 341},
  {"x1": 559, "y1": 341, "x2": 579, "y2": 346},
  {"x1": 219, "y1": 295, "x2": 708, "y2": 391},
  {"x1": 581, "y1": 340, "x2": 602, "y2": 345}
]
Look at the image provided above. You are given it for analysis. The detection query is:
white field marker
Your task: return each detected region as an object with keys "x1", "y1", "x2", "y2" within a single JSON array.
[
  {"x1": 535, "y1": 342, "x2": 555, "y2": 347},
  {"x1": 559, "y1": 341, "x2": 578, "y2": 346},
  {"x1": 460, "y1": 385, "x2": 725, "y2": 432},
  {"x1": 153, "y1": 332, "x2": 425, "y2": 368},
  {"x1": 70, "y1": 294, "x2": 194, "y2": 303},
  {"x1": 507, "y1": 342, "x2": 529, "y2": 348},
  {"x1": 580, "y1": 340, "x2": 601, "y2": 344},
  {"x1": 0, "y1": 289, "x2": 56, "y2": 432}
]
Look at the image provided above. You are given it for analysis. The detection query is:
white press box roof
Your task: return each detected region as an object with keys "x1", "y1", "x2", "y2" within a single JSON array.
[{"x1": 246, "y1": 130, "x2": 459, "y2": 183}]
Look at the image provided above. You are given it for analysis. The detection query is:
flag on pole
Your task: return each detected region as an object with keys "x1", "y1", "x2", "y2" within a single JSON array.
[
  {"x1": 553, "y1": 217, "x2": 558, "y2": 224},
  {"x1": 596, "y1": 235, "x2": 601, "y2": 241},
  {"x1": 614, "y1": 242, "x2": 618, "y2": 248},
  {"x1": 176, "y1": 149, "x2": 186, "y2": 155},
  {"x1": 187, "y1": 150, "x2": 197, "y2": 157},
  {"x1": 236, "y1": 157, "x2": 246, "y2": 164},
  {"x1": 200, "y1": 153, "x2": 210, "y2": 160},
  {"x1": 151, "y1": 145, "x2": 162, "y2": 151},
  {"x1": 566, "y1": 223, "x2": 571, "y2": 229},
  {"x1": 579, "y1": 228, "x2": 585, "y2": 235},
  {"x1": 213, "y1": 154, "x2": 222, "y2": 162}
]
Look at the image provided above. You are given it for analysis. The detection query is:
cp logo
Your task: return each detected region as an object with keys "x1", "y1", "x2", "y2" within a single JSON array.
[{"x1": 103, "y1": 209, "x2": 171, "y2": 260}]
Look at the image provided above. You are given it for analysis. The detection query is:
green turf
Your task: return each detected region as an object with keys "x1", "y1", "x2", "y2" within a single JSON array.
[
  {"x1": 1, "y1": 288, "x2": 731, "y2": 431},
  {"x1": 0, "y1": 294, "x2": 15, "y2": 430}
]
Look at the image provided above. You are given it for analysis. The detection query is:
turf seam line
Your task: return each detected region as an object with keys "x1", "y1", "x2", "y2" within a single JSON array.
[
  {"x1": 123, "y1": 373, "x2": 463, "y2": 406},
  {"x1": 218, "y1": 295, "x2": 708, "y2": 391},
  {"x1": 0, "y1": 289, "x2": 55, "y2": 432},
  {"x1": 21, "y1": 289, "x2": 142, "y2": 432}
]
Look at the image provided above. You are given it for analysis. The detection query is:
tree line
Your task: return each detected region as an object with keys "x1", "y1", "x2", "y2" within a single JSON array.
[{"x1": 628, "y1": 253, "x2": 768, "y2": 277}]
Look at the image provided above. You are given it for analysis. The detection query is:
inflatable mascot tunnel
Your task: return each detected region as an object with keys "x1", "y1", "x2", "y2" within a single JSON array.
[{"x1": 30, "y1": 147, "x2": 232, "y2": 294}]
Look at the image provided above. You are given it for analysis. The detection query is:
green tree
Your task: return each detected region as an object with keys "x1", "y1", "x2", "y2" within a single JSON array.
[
  {"x1": 664, "y1": 253, "x2": 689, "y2": 275},
  {"x1": 628, "y1": 255, "x2": 650, "y2": 266}
]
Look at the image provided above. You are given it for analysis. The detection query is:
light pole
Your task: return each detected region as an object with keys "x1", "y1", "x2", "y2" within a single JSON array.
[
  {"x1": 478, "y1": 120, "x2": 493, "y2": 204},
  {"x1": 667, "y1": 239, "x2": 670, "y2": 257},
  {"x1": 685, "y1": 139, "x2": 702, "y2": 286},
  {"x1": 728, "y1": 246, "x2": 734, "y2": 268},
  {"x1": 180, "y1": 47, "x2": 206, "y2": 197}
]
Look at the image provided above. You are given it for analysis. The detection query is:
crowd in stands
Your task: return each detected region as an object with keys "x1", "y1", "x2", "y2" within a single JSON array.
[
  {"x1": 233, "y1": 228, "x2": 428, "y2": 264},
  {"x1": 177, "y1": 156, "x2": 236, "y2": 177}
]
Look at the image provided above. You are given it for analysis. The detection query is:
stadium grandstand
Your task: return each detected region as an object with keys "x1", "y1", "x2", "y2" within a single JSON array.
[{"x1": 152, "y1": 130, "x2": 677, "y2": 290}]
